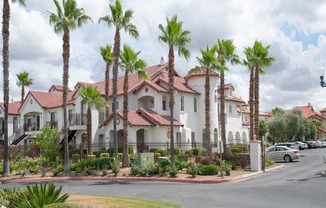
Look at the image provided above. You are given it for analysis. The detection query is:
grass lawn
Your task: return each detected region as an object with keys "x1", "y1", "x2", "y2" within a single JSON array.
[{"x1": 66, "y1": 194, "x2": 182, "y2": 208}]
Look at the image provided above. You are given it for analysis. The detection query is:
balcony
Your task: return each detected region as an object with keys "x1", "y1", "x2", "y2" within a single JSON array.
[
  {"x1": 24, "y1": 123, "x2": 40, "y2": 132},
  {"x1": 46, "y1": 121, "x2": 58, "y2": 129},
  {"x1": 69, "y1": 113, "x2": 87, "y2": 130}
]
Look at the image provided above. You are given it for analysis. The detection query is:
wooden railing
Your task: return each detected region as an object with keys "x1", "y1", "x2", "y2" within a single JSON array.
[{"x1": 69, "y1": 113, "x2": 87, "y2": 126}]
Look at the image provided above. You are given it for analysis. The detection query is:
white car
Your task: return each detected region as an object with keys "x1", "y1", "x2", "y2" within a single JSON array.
[{"x1": 294, "y1": 141, "x2": 308, "y2": 150}]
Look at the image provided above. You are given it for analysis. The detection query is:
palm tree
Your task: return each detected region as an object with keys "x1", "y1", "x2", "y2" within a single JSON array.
[
  {"x1": 79, "y1": 84, "x2": 107, "y2": 154},
  {"x1": 158, "y1": 15, "x2": 191, "y2": 165},
  {"x1": 49, "y1": 0, "x2": 91, "y2": 174},
  {"x1": 120, "y1": 44, "x2": 148, "y2": 167},
  {"x1": 100, "y1": 44, "x2": 114, "y2": 118},
  {"x1": 245, "y1": 41, "x2": 275, "y2": 139},
  {"x1": 2, "y1": 0, "x2": 25, "y2": 177},
  {"x1": 188, "y1": 46, "x2": 217, "y2": 161},
  {"x1": 214, "y1": 39, "x2": 241, "y2": 159},
  {"x1": 16, "y1": 71, "x2": 33, "y2": 103},
  {"x1": 99, "y1": 0, "x2": 138, "y2": 159}
]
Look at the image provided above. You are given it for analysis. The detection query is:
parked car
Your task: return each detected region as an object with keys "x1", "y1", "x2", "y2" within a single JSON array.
[
  {"x1": 315, "y1": 140, "x2": 324, "y2": 148},
  {"x1": 302, "y1": 141, "x2": 312, "y2": 149},
  {"x1": 307, "y1": 141, "x2": 317, "y2": 148},
  {"x1": 275, "y1": 142, "x2": 299, "y2": 150},
  {"x1": 266, "y1": 146, "x2": 300, "y2": 162},
  {"x1": 293, "y1": 141, "x2": 308, "y2": 150}
]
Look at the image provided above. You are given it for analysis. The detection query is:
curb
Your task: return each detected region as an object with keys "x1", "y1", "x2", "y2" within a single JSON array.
[{"x1": 0, "y1": 164, "x2": 284, "y2": 184}]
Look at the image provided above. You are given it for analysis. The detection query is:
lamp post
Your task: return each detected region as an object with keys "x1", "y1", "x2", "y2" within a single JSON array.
[{"x1": 319, "y1": 66, "x2": 326, "y2": 87}]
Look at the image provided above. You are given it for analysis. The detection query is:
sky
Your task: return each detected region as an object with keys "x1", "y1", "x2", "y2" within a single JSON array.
[{"x1": 1, "y1": 0, "x2": 326, "y2": 112}]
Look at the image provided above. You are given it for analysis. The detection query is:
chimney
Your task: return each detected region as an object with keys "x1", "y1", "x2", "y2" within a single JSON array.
[{"x1": 160, "y1": 56, "x2": 166, "y2": 65}]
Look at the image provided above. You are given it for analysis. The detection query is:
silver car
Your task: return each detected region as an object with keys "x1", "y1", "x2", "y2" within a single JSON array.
[{"x1": 266, "y1": 146, "x2": 300, "y2": 162}]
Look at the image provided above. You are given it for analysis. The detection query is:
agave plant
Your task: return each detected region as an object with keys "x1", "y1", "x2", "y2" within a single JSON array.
[
  {"x1": 14, "y1": 183, "x2": 69, "y2": 208},
  {"x1": 0, "y1": 187, "x2": 20, "y2": 207}
]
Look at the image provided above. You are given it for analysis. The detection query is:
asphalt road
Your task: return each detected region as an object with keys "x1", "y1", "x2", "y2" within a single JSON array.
[{"x1": 2, "y1": 148, "x2": 326, "y2": 208}]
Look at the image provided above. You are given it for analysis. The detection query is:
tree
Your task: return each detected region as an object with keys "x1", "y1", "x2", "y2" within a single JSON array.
[
  {"x1": 29, "y1": 126, "x2": 62, "y2": 166},
  {"x1": 158, "y1": 15, "x2": 191, "y2": 165},
  {"x1": 100, "y1": 44, "x2": 114, "y2": 118},
  {"x1": 120, "y1": 44, "x2": 148, "y2": 167},
  {"x1": 271, "y1": 107, "x2": 284, "y2": 116},
  {"x1": 245, "y1": 41, "x2": 275, "y2": 140},
  {"x1": 99, "y1": 0, "x2": 138, "y2": 159},
  {"x1": 79, "y1": 84, "x2": 107, "y2": 154},
  {"x1": 214, "y1": 39, "x2": 240, "y2": 158},
  {"x1": 314, "y1": 120, "x2": 322, "y2": 139},
  {"x1": 49, "y1": 0, "x2": 91, "y2": 174},
  {"x1": 2, "y1": 0, "x2": 26, "y2": 177},
  {"x1": 189, "y1": 46, "x2": 217, "y2": 161},
  {"x1": 16, "y1": 71, "x2": 33, "y2": 103}
]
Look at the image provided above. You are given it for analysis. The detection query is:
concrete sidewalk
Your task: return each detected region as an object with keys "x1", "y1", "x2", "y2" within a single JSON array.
[{"x1": 0, "y1": 164, "x2": 284, "y2": 184}]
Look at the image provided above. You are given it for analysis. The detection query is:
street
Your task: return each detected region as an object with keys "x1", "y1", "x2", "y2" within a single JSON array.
[{"x1": 2, "y1": 148, "x2": 326, "y2": 208}]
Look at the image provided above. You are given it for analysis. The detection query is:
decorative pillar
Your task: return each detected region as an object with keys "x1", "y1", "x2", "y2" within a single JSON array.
[{"x1": 250, "y1": 135, "x2": 261, "y2": 172}]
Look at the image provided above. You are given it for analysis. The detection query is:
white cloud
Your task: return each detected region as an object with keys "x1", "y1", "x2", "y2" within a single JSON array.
[{"x1": 0, "y1": 0, "x2": 325, "y2": 113}]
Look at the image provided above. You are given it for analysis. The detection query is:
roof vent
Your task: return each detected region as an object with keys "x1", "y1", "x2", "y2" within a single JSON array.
[{"x1": 160, "y1": 56, "x2": 166, "y2": 65}]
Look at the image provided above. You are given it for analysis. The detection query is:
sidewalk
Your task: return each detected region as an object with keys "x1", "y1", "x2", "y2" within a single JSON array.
[{"x1": 0, "y1": 164, "x2": 284, "y2": 184}]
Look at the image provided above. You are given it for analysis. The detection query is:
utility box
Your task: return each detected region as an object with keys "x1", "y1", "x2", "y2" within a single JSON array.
[{"x1": 136, "y1": 152, "x2": 154, "y2": 166}]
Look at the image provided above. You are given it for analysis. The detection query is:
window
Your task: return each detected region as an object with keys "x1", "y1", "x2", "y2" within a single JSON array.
[
  {"x1": 214, "y1": 128, "x2": 218, "y2": 147},
  {"x1": 111, "y1": 101, "x2": 119, "y2": 112},
  {"x1": 176, "y1": 132, "x2": 181, "y2": 148},
  {"x1": 194, "y1": 98, "x2": 197, "y2": 112},
  {"x1": 191, "y1": 132, "x2": 196, "y2": 148},
  {"x1": 229, "y1": 105, "x2": 232, "y2": 113},
  {"x1": 181, "y1": 96, "x2": 184, "y2": 111},
  {"x1": 162, "y1": 95, "x2": 167, "y2": 111}
]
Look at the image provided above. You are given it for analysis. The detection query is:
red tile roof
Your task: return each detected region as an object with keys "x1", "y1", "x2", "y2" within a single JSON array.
[
  {"x1": 294, "y1": 104, "x2": 326, "y2": 120},
  {"x1": 137, "y1": 108, "x2": 183, "y2": 126},
  {"x1": 320, "y1": 108, "x2": 326, "y2": 113},
  {"x1": 100, "y1": 108, "x2": 184, "y2": 128},
  {"x1": 184, "y1": 66, "x2": 219, "y2": 81},
  {"x1": 28, "y1": 90, "x2": 75, "y2": 109},
  {"x1": 48, "y1": 84, "x2": 72, "y2": 92},
  {"x1": 156, "y1": 74, "x2": 199, "y2": 94},
  {"x1": 0, "y1": 101, "x2": 21, "y2": 115},
  {"x1": 132, "y1": 80, "x2": 168, "y2": 94}
]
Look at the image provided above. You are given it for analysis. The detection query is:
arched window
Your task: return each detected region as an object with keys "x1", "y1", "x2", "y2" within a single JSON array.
[
  {"x1": 162, "y1": 95, "x2": 167, "y2": 111},
  {"x1": 194, "y1": 97, "x2": 197, "y2": 112},
  {"x1": 181, "y1": 96, "x2": 184, "y2": 111}
]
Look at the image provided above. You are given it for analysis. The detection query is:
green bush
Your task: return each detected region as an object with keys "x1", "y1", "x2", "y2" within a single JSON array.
[
  {"x1": 149, "y1": 148, "x2": 159, "y2": 153},
  {"x1": 87, "y1": 154, "x2": 96, "y2": 160},
  {"x1": 168, "y1": 165, "x2": 178, "y2": 177},
  {"x1": 265, "y1": 156, "x2": 275, "y2": 167},
  {"x1": 100, "y1": 153, "x2": 110, "y2": 158},
  {"x1": 158, "y1": 149, "x2": 167, "y2": 157},
  {"x1": 146, "y1": 163, "x2": 158, "y2": 176},
  {"x1": 52, "y1": 164, "x2": 64, "y2": 176},
  {"x1": 111, "y1": 159, "x2": 120, "y2": 176},
  {"x1": 191, "y1": 148, "x2": 200, "y2": 156},
  {"x1": 130, "y1": 164, "x2": 140, "y2": 176},
  {"x1": 0, "y1": 187, "x2": 20, "y2": 208},
  {"x1": 74, "y1": 159, "x2": 94, "y2": 171},
  {"x1": 198, "y1": 164, "x2": 219, "y2": 175},
  {"x1": 92, "y1": 157, "x2": 114, "y2": 170},
  {"x1": 71, "y1": 154, "x2": 80, "y2": 163},
  {"x1": 128, "y1": 146, "x2": 134, "y2": 154},
  {"x1": 187, "y1": 163, "x2": 198, "y2": 177}
]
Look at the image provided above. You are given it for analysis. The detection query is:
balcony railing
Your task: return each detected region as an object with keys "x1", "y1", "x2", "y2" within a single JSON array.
[
  {"x1": 46, "y1": 121, "x2": 58, "y2": 129},
  {"x1": 69, "y1": 113, "x2": 87, "y2": 126},
  {"x1": 24, "y1": 123, "x2": 40, "y2": 132}
]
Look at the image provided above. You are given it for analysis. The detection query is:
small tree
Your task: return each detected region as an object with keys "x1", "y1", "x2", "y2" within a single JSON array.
[{"x1": 29, "y1": 126, "x2": 62, "y2": 166}]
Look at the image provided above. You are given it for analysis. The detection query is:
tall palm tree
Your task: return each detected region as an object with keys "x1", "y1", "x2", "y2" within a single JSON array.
[
  {"x1": 245, "y1": 41, "x2": 275, "y2": 139},
  {"x1": 243, "y1": 47, "x2": 255, "y2": 142},
  {"x1": 16, "y1": 70, "x2": 33, "y2": 104},
  {"x1": 99, "y1": 0, "x2": 138, "y2": 159},
  {"x1": 120, "y1": 44, "x2": 148, "y2": 167},
  {"x1": 2, "y1": 0, "x2": 25, "y2": 177},
  {"x1": 79, "y1": 84, "x2": 107, "y2": 154},
  {"x1": 49, "y1": 0, "x2": 91, "y2": 174},
  {"x1": 215, "y1": 39, "x2": 240, "y2": 159},
  {"x1": 158, "y1": 15, "x2": 191, "y2": 165},
  {"x1": 188, "y1": 46, "x2": 217, "y2": 161},
  {"x1": 100, "y1": 44, "x2": 114, "y2": 118}
]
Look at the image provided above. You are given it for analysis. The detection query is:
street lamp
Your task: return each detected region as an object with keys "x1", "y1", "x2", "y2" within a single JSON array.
[{"x1": 319, "y1": 66, "x2": 326, "y2": 87}]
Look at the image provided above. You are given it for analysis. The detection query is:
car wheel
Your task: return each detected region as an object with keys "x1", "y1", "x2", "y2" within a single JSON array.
[
  {"x1": 284, "y1": 155, "x2": 291, "y2": 163},
  {"x1": 299, "y1": 146, "x2": 302, "y2": 150}
]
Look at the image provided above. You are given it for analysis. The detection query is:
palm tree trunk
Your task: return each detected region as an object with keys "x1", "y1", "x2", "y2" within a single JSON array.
[
  {"x1": 249, "y1": 67, "x2": 254, "y2": 140},
  {"x1": 168, "y1": 45, "x2": 175, "y2": 165},
  {"x1": 254, "y1": 65, "x2": 260, "y2": 139},
  {"x1": 21, "y1": 84, "x2": 25, "y2": 104},
  {"x1": 205, "y1": 67, "x2": 212, "y2": 160},
  {"x1": 220, "y1": 68, "x2": 227, "y2": 159},
  {"x1": 112, "y1": 28, "x2": 121, "y2": 159},
  {"x1": 122, "y1": 69, "x2": 129, "y2": 167},
  {"x1": 87, "y1": 106, "x2": 92, "y2": 154},
  {"x1": 62, "y1": 29, "x2": 70, "y2": 174},
  {"x1": 105, "y1": 63, "x2": 110, "y2": 118},
  {"x1": 2, "y1": 0, "x2": 10, "y2": 177}
]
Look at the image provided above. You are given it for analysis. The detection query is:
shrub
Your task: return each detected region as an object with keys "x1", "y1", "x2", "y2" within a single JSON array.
[
  {"x1": 100, "y1": 153, "x2": 110, "y2": 158},
  {"x1": 168, "y1": 165, "x2": 178, "y2": 177},
  {"x1": 0, "y1": 187, "x2": 20, "y2": 208},
  {"x1": 149, "y1": 148, "x2": 159, "y2": 153},
  {"x1": 111, "y1": 158, "x2": 120, "y2": 176},
  {"x1": 71, "y1": 154, "x2": 80, "y2": 163},
  {"x1": 45, "y1": 203, "x2": 83, "y2": 208},
  {"x1": 128, "y1": 146, "x2": 134, "y2": 154},
  {"x1": 87, "y1": 154, "x2": 96, "y2": 161},
  {"x1": 187, "y1": 163, "x2": 198, "y2": 178},
  {"x1": 14, "y1": 183, "x2": 69, "y2": 208},
  {"x1": 146, "y1": 163, "x2": 158, "y2": 176},
  {"x1": 93, "y1": 157, "x2": 114, "y2": 170},
  {"x1": 191, "y1": 148, "x2": 200, "y2": 156},
  {"x1": 154, "y1": 153, "x2": 161, "y2": 162},
  {"x1": 198, "y1": 164, "x2": 219, "y2": 175},
  {"x1": 199, "y1": 157, "x2": 211, "y2": 165},
  {"x1": 158, "y1": 149, "x2": 167, "y2": 157},
  {"x1": 220, "y1": 160, "x2": 232, "y2": 178},
  {"x1": 74, "y1": 159, "x2": 94, "y2": 171},
  {"x1": 52, "y1": 164, "x2": 64, "y2": 176},
  {"x1": 231, "y1": 164, "x2": 238, "y2": 170},
  {"x1": 139, "y1": 166, "x2": 148, "y2": 177},
  {"x1": 265, "y1": 156, "x2": 275, "y2": 167},
  {"x1": 130, "y1": 164, "x2": 140, "y2": 176}
]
